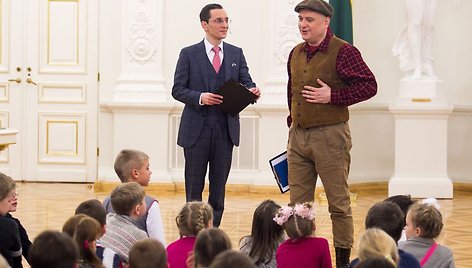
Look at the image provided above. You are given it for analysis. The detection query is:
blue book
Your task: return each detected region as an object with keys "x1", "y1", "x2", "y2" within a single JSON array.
[{"x1": 269, "y1": 151, "x2": 289, "y2": 193}]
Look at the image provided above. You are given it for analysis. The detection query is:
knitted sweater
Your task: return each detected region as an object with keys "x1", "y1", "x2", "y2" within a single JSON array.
[{"x1": 99, "y1": 214, "x2": 148, "y2": 262}]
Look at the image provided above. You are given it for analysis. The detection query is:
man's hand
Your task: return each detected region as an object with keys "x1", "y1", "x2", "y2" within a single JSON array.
[
  {"x1": 201, "y1": 92, "x2": 223, "y2": 105},
  {"x1": 301, "y1": 79, "x2": 331, "y2": 103},
  {"x1": 249, "y1": 87, "x2": 261, "y2": 99}
]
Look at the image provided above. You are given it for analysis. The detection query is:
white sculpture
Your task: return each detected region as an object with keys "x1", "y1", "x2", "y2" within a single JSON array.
[{"x1": 393, "y1": 0, "x2": 439, "y2": 80}]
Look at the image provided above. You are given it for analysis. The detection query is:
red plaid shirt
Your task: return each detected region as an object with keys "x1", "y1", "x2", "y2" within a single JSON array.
[{"x1": 286, "y1": 30, "x2": 377, "y2": 127}]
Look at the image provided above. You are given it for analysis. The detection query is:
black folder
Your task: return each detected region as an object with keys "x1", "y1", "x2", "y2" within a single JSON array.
[
  {"x1": 269, "y1": 151, "x2": 290, "y2": 194},
  {"x1": 216, "y1": 79, "x2": 258, "y2": 116}
]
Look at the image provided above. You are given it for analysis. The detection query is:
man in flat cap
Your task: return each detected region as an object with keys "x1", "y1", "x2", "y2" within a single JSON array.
[{"x1": 285, "y1": 0, "x2": 377, "y2": 267}]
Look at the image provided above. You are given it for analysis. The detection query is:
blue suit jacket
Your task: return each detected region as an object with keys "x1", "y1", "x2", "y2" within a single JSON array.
[{"x1": 172, "y1": 40, "x2": 256, "y2": 148}]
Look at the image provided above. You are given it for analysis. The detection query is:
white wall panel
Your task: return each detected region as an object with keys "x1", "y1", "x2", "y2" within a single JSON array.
[
  {"x1": 39, "y1": 83, "x2": 86, "y2": 103},
  {"x1": 38, "y1": 112, "x2": 85, "y2": 164}
]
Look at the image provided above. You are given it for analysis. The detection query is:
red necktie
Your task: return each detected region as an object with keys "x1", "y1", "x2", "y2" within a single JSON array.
[{"x1": 212, "y1": 46, "x2": 221, "y2": 73}]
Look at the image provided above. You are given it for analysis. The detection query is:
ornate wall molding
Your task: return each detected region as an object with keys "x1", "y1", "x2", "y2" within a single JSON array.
[{"x1": 126, "y1": 11, "x2": 157, "y2": 64}]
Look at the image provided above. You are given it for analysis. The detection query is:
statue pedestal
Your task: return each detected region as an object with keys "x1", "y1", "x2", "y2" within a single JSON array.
[
  {"x1": 396, "y1": 79, "x2": 446, "y2": 106},
  {"x1": 389, "y1": 80, "x2": 453, "y2": 198}
]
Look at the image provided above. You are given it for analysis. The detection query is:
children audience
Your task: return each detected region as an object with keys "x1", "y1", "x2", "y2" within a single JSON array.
[
  {"x1": 355, "y1": 228, "x2": 399, "y2": 266},
  {"x1": 274, "y1": 202, "x2": 332, "y2": 268},
  {"x1": 192, "y1": 228, "x2": 232, "y2": 268},
  {"x1": 210, "y1": 250, "x2": 256, "y2": 268},
  {"x1": 239, "y1": 200, "x2": 285, "y2": 268},
  {"x1": 63, "y1": 215, "x2": 105, "y2": 268},
  {"x1": 29, "y1": 230, "x2": 79, "y2": 268},
  {"x1": 384, "y1": 194, "x2": 415, "y2": 242},
  {"x1": 167, "y1": 201, "x2": 213, "y2": 268},
  {"x1": 349, "y1": 201, "x2": 420, "y2": 268},
  {"x1": 99, "y1": 182, "x2": 149, "y2": 264},
  {"x1": 399, "y1": 201, "x2": 455, "y2": 268},
  {"x1": 127, "y1": 238, "x2": 168, "y2": 268},
  {"x1": 103, "y1": 149, "x2": 166, "y2": 246},
  {"x1": 0, "y1": 173, "x2": 22, "y2": 268}
]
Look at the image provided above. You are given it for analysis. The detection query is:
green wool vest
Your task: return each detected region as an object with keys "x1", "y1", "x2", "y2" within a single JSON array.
[{"x1": 290, "y1": 36, "x2": 349, "y2": 128}]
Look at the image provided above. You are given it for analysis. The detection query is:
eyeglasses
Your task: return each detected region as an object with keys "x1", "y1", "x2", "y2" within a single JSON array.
[{"x1": 211, "y1": 18, "x2": 231, "y2": 25}]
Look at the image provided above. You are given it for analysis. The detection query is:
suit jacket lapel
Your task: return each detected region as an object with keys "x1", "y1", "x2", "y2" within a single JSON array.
[
  {"x1": 223, "y1": 43, "x2": 232, "y2": 81},
  {"x1": 196, "y1": 40, "x2": 210, "y2": 90}
]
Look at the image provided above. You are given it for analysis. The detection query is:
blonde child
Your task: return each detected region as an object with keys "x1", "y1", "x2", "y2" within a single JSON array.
[
  {"x1": 274, "y1": 202, "x2": 331, "y2": 268},
  {"x1": 192, "y1": 228, "x2": 232, "y2": 268},
  {"x1": 356, "y1": 228, "x2": 399, "y2": 266},
  {"x1": 239, "y1": 200, "x2": 285, "y2": 268},
  {"x1": 127, "y1": 238, "x2": 168, "y2": 268},
  {"x1": 103, "y1": 149, "x2": 166, "y2": 246},
  {"x1": 99, "y1": 182, "x2": 149, "y2": 264},
  {"x1": 0, "y1": 172, "x2": 22, "y2": 267},
  {"x1": 63, "y1": 214, "x2": 105, "y2": 268},
  {"x1": 399, "y1": 201, "x2": 455, "y2": 268},
  {"x1": 166, "y1": 202, "x2": 213, "y2": 268}
]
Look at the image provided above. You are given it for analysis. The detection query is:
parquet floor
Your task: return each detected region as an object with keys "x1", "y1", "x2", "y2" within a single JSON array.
[{"x1": 12, "y1": 183, "x2": 472, "y2": 267}]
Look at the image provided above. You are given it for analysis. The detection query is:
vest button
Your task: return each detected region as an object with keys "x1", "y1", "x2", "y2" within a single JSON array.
[
  {"x1": 297, "y1": 102, "x2": 301, "y2": 106},
  {"x1": 301, "y1": 81, "x2": 304, "y2": 84}
]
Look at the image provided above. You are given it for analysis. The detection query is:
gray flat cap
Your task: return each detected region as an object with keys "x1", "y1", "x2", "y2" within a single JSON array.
[{"x1": 294, "y1": 0, "x2": 334, "y2": 17}]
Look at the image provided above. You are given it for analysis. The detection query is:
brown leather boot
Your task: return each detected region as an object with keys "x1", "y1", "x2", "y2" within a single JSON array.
[{"x1": 335, "y1": 247, "x2": 351, "y2": 268}]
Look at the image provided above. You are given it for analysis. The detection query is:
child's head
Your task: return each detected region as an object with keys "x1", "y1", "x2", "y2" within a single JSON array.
[
  {"x1": 111, "y1": 182, "x2": 146, "y2": 217},
  {"x1": 29, "y1": 230, "x2": 79, "y2": 268},
  {"x1": 383, "y1": 195, "x2": 415, "y2": 219},
  {"x1": 209, "y1": 250, "x2": 256, "y2": 268},
  {"x1": 405, "y1": 202, "x2": 443, "y2": 239},
  {"x1": 127, "y1": 238, "x2": 167, "y2": 268},
  {"x1": 273, "y1": 202, "x2": 315, "y2": 240},
  {"x1": 365, "y1": 201, "x2": 404, "y2": 242},
  {"x1": 244, "y1": 200, "x2": 284, "y2": 265},
  {"x1": 75, "y1": 199, "x2": 107, "y2": 235},
  {"x1": 357, "y1": 228, "x2": 399, "y2": 266},
  {"x1": 69, "y1": 215, "x2": 103, "y2": 267},
  {"x1": 176, "y1": 201, "x2": 213, "y2": 237},
  {"x1": 353, "y1": 258, "x2": 396, "y2": 268},
  {"x1": 114, "y1": 149, "x2": 151, "y2": 185},
  {"x1": 0, "y1": 172, "x2": 16, "y2": 216},
  {"x1": 63, "y1": 214, "x2": 89, "y2": 237},
  {"x1": 194, "y1": 228, "x2": 232, "y2": 268}
]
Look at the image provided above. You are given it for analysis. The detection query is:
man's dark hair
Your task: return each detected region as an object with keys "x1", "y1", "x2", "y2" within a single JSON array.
[
  {"x1": 365, "y1": 202, "x2": 404, "y2": 242},
  {"x1": 200, "y1": 3, "x2": 223, "y2": 23},
  {"x1": 29, "y1": 230, "x2": 79, "y2": 268}
]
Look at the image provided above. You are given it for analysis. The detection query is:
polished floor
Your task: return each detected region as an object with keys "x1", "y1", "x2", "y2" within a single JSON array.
[{"x1": 12, "y1": 183, "x2": 472, "y2": 267}]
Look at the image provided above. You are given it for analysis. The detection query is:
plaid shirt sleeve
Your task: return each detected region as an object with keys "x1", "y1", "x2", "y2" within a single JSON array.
[{"x1": 330, "y1": 44, "x2": 377, "y2": 106}]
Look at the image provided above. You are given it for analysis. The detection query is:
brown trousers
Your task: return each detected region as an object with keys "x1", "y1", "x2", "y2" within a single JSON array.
[{"x1": 287, "y1": 122, "x2": 353, "y2": 248}]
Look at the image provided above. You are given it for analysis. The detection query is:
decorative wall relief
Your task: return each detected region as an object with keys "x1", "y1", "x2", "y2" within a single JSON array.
[
  {"x1": 275, "y1": 13, "x2": 300, "y2": 66},
  {"x1": 126, "y1": 11, "x2": 157, "y2": 64}
]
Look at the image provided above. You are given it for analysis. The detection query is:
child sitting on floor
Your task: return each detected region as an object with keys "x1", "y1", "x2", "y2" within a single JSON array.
[
  {"x1": 239, "y1": 200, "x2": 285, "y2": 268},
  {"x1": 274, "y1": 202, "x2": 331, "y2": 268},
  {"x1": 167, "y1": 201, "x2": 213, "y2": 268},
  {"x1": 399, "y1": 200, "x2": 454, "y2": 268}
]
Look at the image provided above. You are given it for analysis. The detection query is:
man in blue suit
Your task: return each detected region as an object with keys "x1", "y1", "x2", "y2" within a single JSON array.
[{"x1": 172, "y1": 3, "x2": 260, "y2": 227}]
